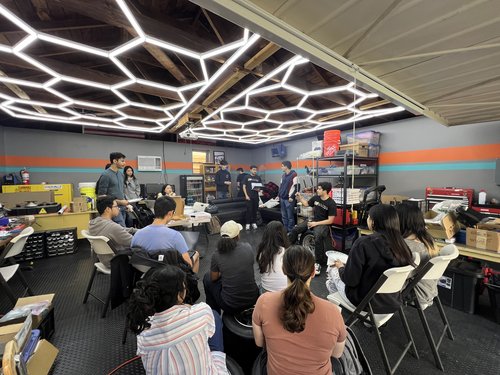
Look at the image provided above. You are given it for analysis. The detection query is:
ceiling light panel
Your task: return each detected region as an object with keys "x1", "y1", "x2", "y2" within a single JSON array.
[
  {"x1": 0, "y1": 1, "x2": 253, "y2": 133},
  {"x1": 0, "y1": 1, "x2": 403, "y2": 143}
]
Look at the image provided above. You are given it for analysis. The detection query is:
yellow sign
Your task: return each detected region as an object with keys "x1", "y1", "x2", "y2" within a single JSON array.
[{"x1": 38, "y1": 208, "x2": 47, "y2": 214}]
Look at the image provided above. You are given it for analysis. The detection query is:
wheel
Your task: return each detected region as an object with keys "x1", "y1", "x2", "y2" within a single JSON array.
[
  {"x1": 222, "y1": 308, "x2": 254, "y2": 340},
  {"x1": 299, "y1": 231, "x2": 315, "y2": 256},
  {"x1": 226, "y1": 355, "x2": 244, "y2": 375}
]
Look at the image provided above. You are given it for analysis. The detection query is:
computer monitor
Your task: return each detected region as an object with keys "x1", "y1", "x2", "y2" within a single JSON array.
[{"x1": 142, "y1": 184, "x2": 164, "y2": 200}]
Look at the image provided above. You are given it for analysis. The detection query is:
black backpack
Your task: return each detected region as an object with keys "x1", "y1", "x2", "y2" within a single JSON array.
[{"x1": 132, "y1": 204, "x2": 155, "y2": 228}]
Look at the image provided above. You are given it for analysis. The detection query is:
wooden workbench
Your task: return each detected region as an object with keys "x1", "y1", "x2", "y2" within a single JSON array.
[{"x1": 31, "y1": 211, "x2": 97, "y2": 239}]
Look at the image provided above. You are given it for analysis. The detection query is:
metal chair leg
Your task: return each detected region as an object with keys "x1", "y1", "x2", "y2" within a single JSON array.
[
  {"x1": 370, "y1": 310, "x2": 393, "y2": 375},
  {"x1": 0, "y1": 275, "x2": 17, "y2": 305},
  {"x1": 16, "y1": 269, "x2": 34, "y2": 296},
  {"x1": 435, "y1": 296, "x2": 454, "y2": 340},
  {"x1": 122, "y1": 316, "x2": 129, "y2": 344},
  {"x1": 399, "y1": 307, "x2": 419, "y2": 359},
  {"x1": 416, "y1": 304, "x2": 444, "y2": 371},
  {"x1": 83, "y1": 266, "x2": 97, "y2": 304},
  {"x1": 101, "y1": 291, "x2": 111, "y2": 318}
]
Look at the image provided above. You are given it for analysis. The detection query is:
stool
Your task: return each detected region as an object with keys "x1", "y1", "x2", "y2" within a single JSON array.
[{"x1": 222, "y1": 308, "x2": 260, "y2": 374}]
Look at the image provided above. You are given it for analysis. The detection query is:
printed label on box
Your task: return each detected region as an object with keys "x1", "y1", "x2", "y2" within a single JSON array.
[
  {"x1": 438, "y1": 276, "x2": 452, "y2": 290},
  {"x1": 43, "y1": 185, "x2": 62, "y2": 190},
  {"x1": 475, "y1": 229, "x2": 488, "y2": 249}
]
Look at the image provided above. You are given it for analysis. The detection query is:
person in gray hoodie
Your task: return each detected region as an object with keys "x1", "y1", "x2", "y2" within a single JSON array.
[{"x1": 88, "y1": 195, "x2": 138, "y2": 267}]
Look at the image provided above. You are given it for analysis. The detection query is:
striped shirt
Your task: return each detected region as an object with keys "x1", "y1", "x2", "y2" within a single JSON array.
[{"x1": 137, "y1": 303, "x2": 228, "y2": 375}]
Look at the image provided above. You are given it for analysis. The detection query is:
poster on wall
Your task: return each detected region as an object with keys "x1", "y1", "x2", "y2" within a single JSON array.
[{"x1": 213, "y1": 151, "x2": 225, "y2": 164}]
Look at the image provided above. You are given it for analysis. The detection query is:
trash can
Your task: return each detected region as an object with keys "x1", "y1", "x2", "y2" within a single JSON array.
[{"x1": 437, "y1": 259, "x2": 483, "y2": 314}]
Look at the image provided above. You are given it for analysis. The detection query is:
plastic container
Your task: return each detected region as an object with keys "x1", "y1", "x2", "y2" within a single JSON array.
[
  {"x1": 323, "y1": 130, "x2": 341, "y2": 157},
  {"x1": 478, "y1": 190, "x2": 486, "y2": 205},
  {"x1": 78, "y1": 182, "x2": 96, "y2": 209},
  {"x1": 437, "y1": 259, "x2": 483, "y2": 314}
]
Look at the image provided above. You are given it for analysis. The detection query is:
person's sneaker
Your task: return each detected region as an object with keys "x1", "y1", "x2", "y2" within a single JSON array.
[
  {"x1": 252, "y1": 223, "x2": 258, "y2": 229},
  {"x1": 245, "y1": 224, "x2": 250, "y2": 230},
  {"x1": 314, "y1": 263, "x2": 321, "y2": 275}
]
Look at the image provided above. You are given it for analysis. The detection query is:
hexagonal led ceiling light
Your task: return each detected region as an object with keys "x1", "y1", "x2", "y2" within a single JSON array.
[
  {"x1": 0, "y1": 0, "x2": 257, "y2": 133},
  {"x1": 0, "y1": 1, "x2": 404, "y2": 143}
]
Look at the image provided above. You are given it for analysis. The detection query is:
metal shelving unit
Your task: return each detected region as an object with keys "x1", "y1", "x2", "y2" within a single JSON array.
[{"x1": 316, "y1": 154, "x2": 379, "y2": 251}]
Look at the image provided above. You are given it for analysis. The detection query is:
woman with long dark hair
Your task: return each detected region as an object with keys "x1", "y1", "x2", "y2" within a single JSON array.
[
  {"x1": 396, "y1": 202, "x2": 439, "y2": 306},
  {"x1": 128, "y1": 265, "x2": 228, "y2": 374},
  {"x1": 256, "y1": 220, "x2": 290, "y2": 292},
  {"x1": 123, "y1": 166, "x2": 140, "y2": 200},
  {"x1": 327, "y1": 204, "x2": 414, "y2": 313},
  {"x1": 203, "y1": 220, "x2": 259, "y2": 314},
  {"x1": 252, "y1": 245, "x2": 346, "y2": 374}
]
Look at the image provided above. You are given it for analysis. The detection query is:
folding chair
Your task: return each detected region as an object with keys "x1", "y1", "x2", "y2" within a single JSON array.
[
  {"x1": 327, "y1": 254, "x2": 419, "y2": 375},
  {"x1": 81, "y1": 230, "x2": 114, "y2": 318},
  {"x1": 0, "y1": 226, "x2": 35, "y2": 304},
  {"x1": 402, "y1": 244, "x2": 459, "y2": 371}
]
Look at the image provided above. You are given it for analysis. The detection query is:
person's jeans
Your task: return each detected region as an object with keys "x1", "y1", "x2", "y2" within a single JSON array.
[
  {"x1": 208, "y1": 310, "x2": 224, "y2": 352},
  {"x1": 112, "y1": 206, "x2": 127, "y2": 227},
  {"x1": 245, "y1": 196, "x2": 259, "y2": 224},
  {"x1": 216, "y1": 191, "x2": 228, "y2": 199},
  {"x1": 280, "y1": 199, "x2": 295, "y2": 232}
]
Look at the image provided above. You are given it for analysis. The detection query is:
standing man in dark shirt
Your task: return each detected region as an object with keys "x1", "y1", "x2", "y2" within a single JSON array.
[
  {"x1": 97, "y1": 152, "x2": 129, "y2": 227},
  {"x1": 215, "y1": 159, "x2": 231, "y2": 199},
  {"x1": 278, "y1": 160, "x2": 298, "y2": 233},
  {"x1": 289, "y1": 181, "x2": 336, "y2": 274},
  {"x1": 242, "y1": 165, "x2": 262, "y2": 230},
  {"x1": 235, "y1": 168, "x2": 248, "y2": 198}
]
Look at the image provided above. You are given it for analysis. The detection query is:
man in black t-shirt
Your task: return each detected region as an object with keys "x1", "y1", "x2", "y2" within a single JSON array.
[
  {"x1": 215, "y1": 159, "x2": 231, "y2": 199},
  {"x1": 289, "y1": 181, "x2": 336, "y2": 273},
  {"x1": 235, "y1": 168, "x2": 248, "y2": 197},
  {"x1": 242, "y1": 165, "x2": 262, "y2": 230}
]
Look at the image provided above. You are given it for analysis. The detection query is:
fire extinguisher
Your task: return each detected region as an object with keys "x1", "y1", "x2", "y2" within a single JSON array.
[{"x1": 20, "y1": 167, "x2": 30, "y2": 185}]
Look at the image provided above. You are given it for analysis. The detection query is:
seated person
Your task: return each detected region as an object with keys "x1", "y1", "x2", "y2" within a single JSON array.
[
  {"x1": 131, "y1": 196, "x2": 199, "y2": 273},
  {"x1": 162, "y1": 249, "x2": 200, "y2": 304},
  {"x1": 256, "y1": 221, "x2": 290, "y2": 292},
  {"x1": 88, "y1": 195, "x2": 138, "y2": 267},
  {"x1": 128, "y1": 265, "x2": 228, "y2": 374},
  {"x1": 203, "y1": 220, "x2": 259, "y2": 314},
  {"x1": 289, "y1": 182, "x2": 336, "y2": 274},
  {"x1": 326, "y1": 204, "x2": 415, "y2": 314},
  {"x1": 157, "y1": 184, "x2": 176, "y2": 198},
  {"x1": 396, "y1": 202, "x2": 440, "y2": 307},
  {"x1": 252, "y1": 245, "x2": 346, "y2": 375}
]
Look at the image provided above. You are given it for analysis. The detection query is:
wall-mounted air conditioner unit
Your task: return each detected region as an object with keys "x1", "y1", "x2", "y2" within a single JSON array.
[{"x1": 137, "y1": 156, "x2": 162, "y2": 172}]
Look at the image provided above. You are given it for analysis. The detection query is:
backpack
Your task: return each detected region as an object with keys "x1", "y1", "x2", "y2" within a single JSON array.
[
  {"x1": 207, "y1": 216, "x2": 221, "y2": 234},
  {"x1": 132, "y1": 204, "x2": 155, "y2": 228},
  {"x1": 261, "y1": 181, "x2": 279, "y2": 201}
]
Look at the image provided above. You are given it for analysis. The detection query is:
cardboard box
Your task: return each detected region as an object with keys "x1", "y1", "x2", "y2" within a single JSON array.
[
  {"x1": 15, "y1": 294, "x2": 55, "y2": 327},
  {"x1": 466, "y1": 227, "x2": 500, "y2": 252},
  {"x1": 27, "y1": 339, "x2": 59, "y2": 375},
  {"x1": 0, "y1": 323, "x2": 24, "y2": 344},
  {"x1": 171, "y1": 196, "x2": 186, "y2": 220},
  {"x1": 424, "y1": 211, "x2": 461, "y2": 239},
  {"x1": 381, "y1": 194, "x2": 409, "y2": 205},
  {"x1": 0, "y1": 191, "x2": 54, "y2": 209},
  {"x1": 338, "y1": 143, "x2": 369, "y2": 157},
  {"x1": 70, "y1": 197, "x2": 88, "y2": 213}
]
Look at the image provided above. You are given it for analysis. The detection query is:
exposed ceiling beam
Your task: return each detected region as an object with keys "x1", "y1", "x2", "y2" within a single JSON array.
[
  {"x1": 0, "y1": 69, "x2": 48, "y2": 114},
  {"x1": 0, "y1": 18, "x2": 112, "y2": 34},
  {"x1": 202, "y1": 8, "x2": 225, "y2": 45},
  {"x1": 31, "y1": 0, "x2": 51, "y2": 21}
]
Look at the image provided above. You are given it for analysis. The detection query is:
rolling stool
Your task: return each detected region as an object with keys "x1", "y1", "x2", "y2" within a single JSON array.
[
  {"x1": 223, "y1": 308, "x2": 260, "y2": 374},
  {"x1": 226, "y1": 356, "x2": 244, "y2": 375}
]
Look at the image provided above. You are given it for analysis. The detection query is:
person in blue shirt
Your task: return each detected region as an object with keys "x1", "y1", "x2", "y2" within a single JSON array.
[
  {"x1": 215, "y1": 160, "x2": 231, "y2": 199},
  {"x1": 131, "y1": 196, "x2": 200, "y2": 273},
  {"x1": 97, "y1": 152, "x2": 129, "y2": 227}
]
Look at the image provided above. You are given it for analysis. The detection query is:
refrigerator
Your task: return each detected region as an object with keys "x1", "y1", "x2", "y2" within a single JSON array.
[{"x1": 179, "y1": 175, "x2": 204, "y2": 205}]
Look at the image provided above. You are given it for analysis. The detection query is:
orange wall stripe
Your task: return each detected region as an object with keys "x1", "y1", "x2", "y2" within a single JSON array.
[{"x1": 379, "y1": 144, "x2": 500, "y2": 165}]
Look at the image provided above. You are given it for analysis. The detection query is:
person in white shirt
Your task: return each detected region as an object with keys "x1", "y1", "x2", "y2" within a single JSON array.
[{"x1": 256, "y1": 221, "x2": 290, "y2": 292}]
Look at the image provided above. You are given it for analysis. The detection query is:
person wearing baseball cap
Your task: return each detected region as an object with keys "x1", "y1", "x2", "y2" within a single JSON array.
[{"x1": 203, "y1": 220, "x2": 259, "y2": 314}]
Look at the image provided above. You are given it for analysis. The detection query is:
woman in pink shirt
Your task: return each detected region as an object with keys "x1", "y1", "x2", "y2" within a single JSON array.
[{"x1": 252, "y1": 245, "x2": 347, "y2": 375}]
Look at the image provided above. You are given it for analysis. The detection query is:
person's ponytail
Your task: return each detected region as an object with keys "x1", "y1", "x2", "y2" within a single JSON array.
[{"x1": 279, "y1": 245, "x2": 315, "y2": 333}]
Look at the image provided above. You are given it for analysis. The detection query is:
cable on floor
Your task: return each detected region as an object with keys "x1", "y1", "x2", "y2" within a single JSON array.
[{"x1": 106, "y1": 355, "x2": 141, "y2": 375}]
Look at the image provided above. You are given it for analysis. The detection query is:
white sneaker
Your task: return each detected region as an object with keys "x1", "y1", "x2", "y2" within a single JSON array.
[
  {"x1": 314, "y1": 263, "x2": 321, "y2": 275},
  {"x1": 245, "y1": 224, "x2": 250, "y2": 230},
  {"x1": 252, "y1": 223, "x2": 258, "y2": 229}
]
